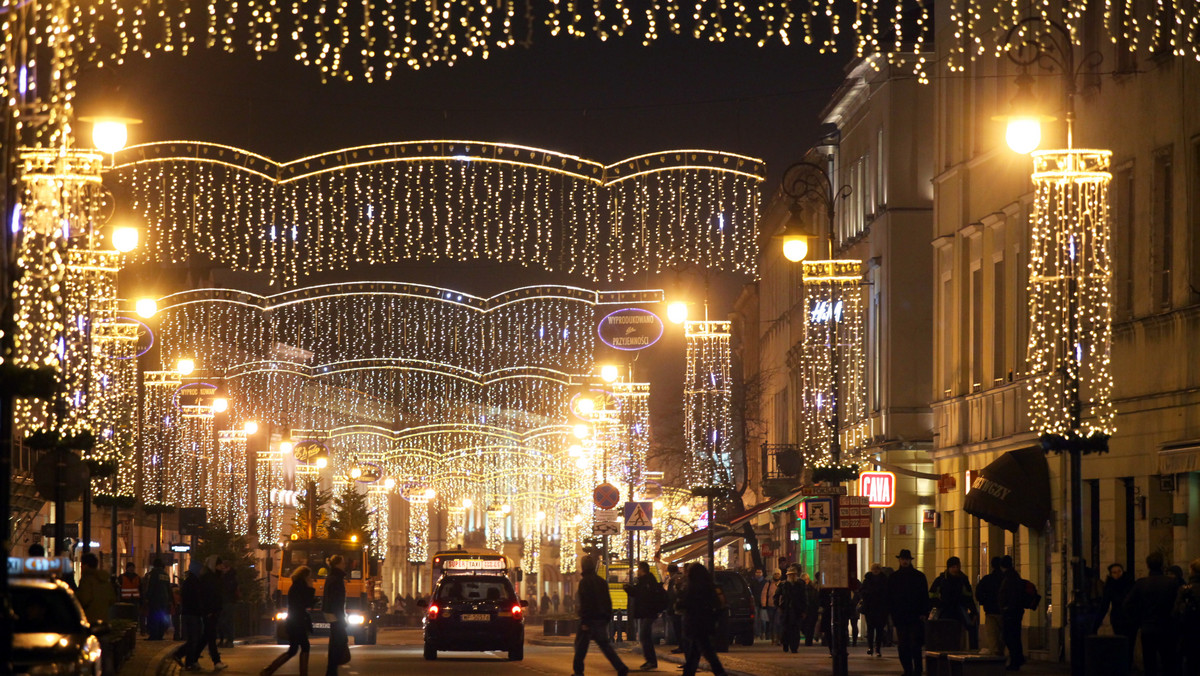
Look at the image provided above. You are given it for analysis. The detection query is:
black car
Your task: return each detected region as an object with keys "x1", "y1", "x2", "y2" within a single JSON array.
[
  {"x1": 652, "y1": 569, "x2": 756, "y2": 650},
  {"x1": 10, "y1": 578, "x2": 105, "y2": 675},
  {"x1": 421, "y1": 574, "x2": 526, "y2": 661}
]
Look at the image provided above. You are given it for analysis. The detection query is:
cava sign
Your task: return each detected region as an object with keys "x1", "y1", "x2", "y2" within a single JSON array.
[
  {"x1": 859, "y1": 471, "x2": 896, "y2": 508},
  {"x1": 598, "y1": 308, "x2": 664, "y2": 351}
]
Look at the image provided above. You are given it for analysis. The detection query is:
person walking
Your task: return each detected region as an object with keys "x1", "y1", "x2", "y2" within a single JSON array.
[
  {"x1": 77, "y1": 553, "x2": 117, "y2": 626},
  {"x1": 775, "y1": 564, "x2": 806, "y2": 653},
  {"x1": 679, "y1": 563, "x2": 727, "y2": 676},
  {"x1": 975, "y1": 557, "x2": 1004, "y2": 655},
  {"x1": 1124, "y1": 552, "x2": 1182, "y2": 676},
  {"x1": 173, "y1": 562, "x2": 205, "y2": 671},
  {"x1": 802, "y1": 572, "x2": 821, "y2": 646},
  {"x1": 144, "y1": 558, "x2": 172, "y2": 641},
  {"x1": 261, "y1": 566, "x2": 316, "y2": 676},
  {"x1": 218, "y1": 560, "x2": 239, "y2": 647},
  {"x1": 1173, "y1": 558, "x2": 1200, "y2": 676},
  {"x1": 624, "y1": 562, "x2": 662, "y2": 671},
  {"x1": 195, "y1": 556, "x2": 228, "y2": 670},
  {"x1": 665, "y1": 563, "x2": 686, "y2": 652},
  {"x1": 887, "y1": 549, "x2": 930, "y2": 676},
  {"x1": 1094, "y1": 562, "x2": 1135, "y2": 662},
  {"x1": 758, "y1": 569, "x2": 779, "y2": 643},
  {"x1": 930, "y1": 556, "x2": 979, "y2": 649},
  {"x1": 997, "y1": 556, "x2": 1026, "y2": 671},
  {"x1": 860, "y1": 563, "x2": 889, "y2": 658},
  {"x1": 118, "y1": 562, "x2": 143, "y2": 633},
  {"x1": 749, "y1": 568, "x2": 766, "y2": 640},
  {"x1": 572, "y1": 555, "x2": 629, "y2": 676},
  {"x1": 323, "y1": 554, "x2": 350, "y2": 676}
]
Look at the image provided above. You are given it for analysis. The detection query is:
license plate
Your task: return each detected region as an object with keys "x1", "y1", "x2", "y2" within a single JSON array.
[
  {"x1": 313, "y1": 622, "x2": 330, "y2": 629},
  {"x1": 461, "y1": 613, "x2": 490, "y2": 622}
]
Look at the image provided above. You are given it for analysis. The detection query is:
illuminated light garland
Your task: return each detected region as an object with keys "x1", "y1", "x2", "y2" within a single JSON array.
[
  {"x1": 407, "y1": 490, "x2": 432, "y2": 563},
  {"x1": 106, "y1": 142, "x2": 762, "y2": 285},
  {"x1": 798, "y1": 260, "x2": 867, "y2": 467},
  {"x1": 213, "y1": 430, "x2": 250, "y2": 532},
  {"x1": 684, "y1": 321, "x2": 734, "y2": 489},
  {"x1": 254, "y1": 439, "x2": 286, "y2": 544},
  {"x1": 1026, "y1": 149, "x2": 1116, "y2": 438},
  {"x1": 141, "y1": 372, "x2": 182, "y2": 507}
]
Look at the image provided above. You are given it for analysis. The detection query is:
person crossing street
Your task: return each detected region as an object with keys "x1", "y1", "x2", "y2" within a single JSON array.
[{"x1": 887, "y1": 549, "x2": 930, "y2": 676}]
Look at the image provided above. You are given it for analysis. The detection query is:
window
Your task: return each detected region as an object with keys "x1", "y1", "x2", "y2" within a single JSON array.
[
  {"x1": 1191, "y1": 138, "x2": 1200, "y2": 303},
  {"x1": 1153, "y1": 147, "x2": 1174, "y2": 309},
  {"x1": 971, "y1": 265, "x2": 983, "y2": 390},
  {"x1": 876, "y1": 127, "x2": 886, "y2": 208},
  {"x1": 993, "y1": 257, "x2": 1006, "y2": 383},
  {"x1": 1114, "y1": 163, "x2": 1136, "y2": 317}
]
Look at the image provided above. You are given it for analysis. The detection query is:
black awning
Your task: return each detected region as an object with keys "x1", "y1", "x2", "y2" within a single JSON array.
[{"x1": 963, "y1": 447, "x2": 1052, "y2": 532}]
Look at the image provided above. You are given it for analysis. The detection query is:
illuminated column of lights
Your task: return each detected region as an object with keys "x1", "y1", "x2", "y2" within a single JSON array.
[
  {"x1": 255, "y1": 441, "x2": 286, "y2": 544},
  {"x1": 178, "y1": 397, "x2": 217, "y2": 508},
  {"x1": 214, "y1": 430, "x2": 250, "y2": 533},
  {"x1": 368, "y1": 486, "x2": 390, "y2": 555},
  {"x1": 612, "y1": 381, "x2": 651, "y2": 492},
  {"x1": 445, "y1": 505, "x2": 465, "y2": 548},
  {"x1": 1026, "y1": 150, "x2": 1116, "y2": 438},
  {"x1": 798, "y1": 260, "x2": 868, "y2": 467},
  {"x1": 141, "y1": 372, "x2": 182, "y2": 507},
  {"x1": 89, "y1": 315, "x2": 141, "y2": 496},
  {"x1": 683, "y1": 321, "x2": 734, "y2": 489},
  {"x1": 486, "y1": 505, "x2": 508, "y2": 553},
  {"x1": 524, "y1": 517, "x2": 542, "y2": 575},
  {"x1": 407, "y1": 490, "x2": 433, "y2": 563}
]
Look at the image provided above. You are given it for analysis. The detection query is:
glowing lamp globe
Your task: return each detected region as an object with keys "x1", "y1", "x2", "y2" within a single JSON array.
[
  {"x1": 92, "y1": 120, "x2": 128, "y2": 153},
  {"x1": 782, "y1": 236, "x2": 809, "y2": 262},
  {"x1": 350, "y1": 467, "x2": 362, "y2": 479},
  {"x1": 462, "y1": 498, "x2": 473, "y2": 509},
  {"x1": 315, "y1": 456, "x2": 328, "y2": 469},
  {"x1": 501, "y1": 504, "x2": 512, "y2": 514},
  {"x1": 383, "y1": 477, "x2": 396, "y2": 490},
  {"x1": 666, "y1": 302, "x2": 688, "y2": 324},
  {"x1": 176, "y1": 358, "x2": 195, "y2": 376},
  {"x1": 599, "y1": 364, "x2": 620, "y2": 383},
  {"x1": 279, "y1": 441, "x2": 294, "y2": 455},
  {"x1": 1006, "y1": 117, "x2": 1042, "y2": 154},
  {"x1": 536, "y1": 510, "x2": 546, "y2": 521},
  {"x1": 679, "y1": 504, "x2": 692, "y2": 516},
  {"x1": 575, "y1": 457, "x2": 590, "y2": 469},
  {"x1": 350, "y1": 534, "x2": 358, "y2": 543},
  {"x1": 112, "y1": 226, "x2": 139, "y2": 253},
  {"x1": 567, "y1": 444, "x2": 583, "y2": 458},
  {"x1": 423, "y1": 488, "x2": 436, "y2": 500},
  {"x1": 244, "y1": 421, "x2": 259, "y2": 435},
  {"x1": 653, "y1": 500, "x2": 665, "y2": 510},
  {"x1": 211, "y1": 397, "x2": 229, "y2": 413},
  {"x1": 576, "y1": 396, "x2": 595, "y2": 415},
  {"x1": 135, "y1": 298, "x2": 157, "y2": 318},
  {"x1": 572, "y1": 423, "x2": 590, "y2": 440}
]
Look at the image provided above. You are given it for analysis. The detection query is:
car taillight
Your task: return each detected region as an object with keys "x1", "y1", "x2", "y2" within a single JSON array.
[
  {"x1": 428, "y1": 604, "x2": 439, "y2": 619},
  {"x1": 511, "y1": 604, "x2": 522, "y2": 618}
]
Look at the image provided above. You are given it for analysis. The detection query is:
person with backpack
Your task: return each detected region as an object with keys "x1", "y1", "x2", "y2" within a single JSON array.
[
  {"x1": 573, "y1": 555, "x2": 630, "y2": 676},
  {"x1": 1173, "y1": 558, "x2": 1200, "y2": 676},
  {"x1": 1124, "y1": 552, "x2": 1182, "y2": 676},
  {"x1": 930, "y1": 556, "x2": 979, "y2": 649},
  {"x1": 624, "y1": 561, "x2": 664, "y2": 671},
  {"x1": 680, "y1": 563, "x2": 727, "y2": 676},
  {"x1": 997, "y1": 556, "x2": 1026, "y2": 671},
  {"x1": 887, "y1": 549, "x2": 930, "y2": 676}
]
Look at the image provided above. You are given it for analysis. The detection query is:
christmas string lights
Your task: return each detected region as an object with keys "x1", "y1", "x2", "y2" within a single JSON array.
[
  {"x1": 684, "y1": 321, "x2": 734, "y2": 490},
  {"x1": 108, "y1": 142, "x2": 763, "y2": 285}
]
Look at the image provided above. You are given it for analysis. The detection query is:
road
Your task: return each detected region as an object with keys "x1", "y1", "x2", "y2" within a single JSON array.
[{"x1": 183, "y1": 628, "x2": 643, "y2": 676}]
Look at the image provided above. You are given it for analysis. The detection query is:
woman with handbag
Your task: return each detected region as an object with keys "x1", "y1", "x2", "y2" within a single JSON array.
[{"x1": 261, "y1": 567, "x2": 316, "y2": 676}]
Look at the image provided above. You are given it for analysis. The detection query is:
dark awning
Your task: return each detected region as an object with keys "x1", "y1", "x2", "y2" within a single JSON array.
[{"x1": 963, "y1": 447, "x2": 1052, "y2": 532}]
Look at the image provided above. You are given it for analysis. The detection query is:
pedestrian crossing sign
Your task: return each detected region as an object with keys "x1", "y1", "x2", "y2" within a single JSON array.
[{"x1": 623, "y1": 501, "x2": 653, "y2": 531}]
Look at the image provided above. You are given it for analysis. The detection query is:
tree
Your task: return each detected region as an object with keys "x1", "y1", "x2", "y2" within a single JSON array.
[
  {"x1": 293, "y1": 480, "x2": 332, "y2": 539},
  {"x1": 192, "y1": 521, "x2": 264, "y2": 607},
  {"x1": 328, "y1": 485, "x2": 370, "y2": 543}
]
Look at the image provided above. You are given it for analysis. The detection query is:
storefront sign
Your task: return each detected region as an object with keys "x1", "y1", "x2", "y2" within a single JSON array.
[
  {"x1": 859, "y1": 471, "x2": 895, "y2": 508},
  {"x1": 597, "y1": 308, "x2": 664, "y2": 351},
  {"x1": 836, "y1": 496, "x2": 871, "y2": 538},
  {"x1": 292, "y1": 440, "x2": 328, "y2": 464},
  {"x1": 175, "y1": 381, "x2": 218, "y2": 409}
]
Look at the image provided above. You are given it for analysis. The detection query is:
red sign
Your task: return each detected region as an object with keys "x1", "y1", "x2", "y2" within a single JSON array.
[
  {"x1": 836, "y1": 496, "x2": 871, "y2": 538},
  {"x1": 796, "y1": 501, "x2": 806, "y2": 520},
  {"x1": 859, "y1": 471, "x2": 896, "y2": 508},
  {"x1": 593, "y1": 483, "x2": 621, "y2": 510}
]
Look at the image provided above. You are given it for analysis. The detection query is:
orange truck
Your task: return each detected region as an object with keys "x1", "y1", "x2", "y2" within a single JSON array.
[{"x1": 274, "y1": 538, "x2": 377, "y2": 645}]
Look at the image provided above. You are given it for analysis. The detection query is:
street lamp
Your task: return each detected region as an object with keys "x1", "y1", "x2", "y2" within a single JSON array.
[
  {"x1": 135, "y1": 298, "x2": 157, "y2": 318},
  {"x1": 176, "y1": 357, "x2": 196, "y2": 376},
  {"x1": 244, "y1": 420, "x2": 259, "y2": 435},
  {"x1": 110, "y1": 225, "x2": 139, "y2": 253},
  {"x1": 599, "y1": 364, "x2": 620, "y2": 383},
  {"x1": 666, "y1": 301, "x2": 688, "y2": 324}
]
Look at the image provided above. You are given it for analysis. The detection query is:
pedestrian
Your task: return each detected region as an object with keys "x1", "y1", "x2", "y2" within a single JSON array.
[
  {"x1": 975, "y1": 557, "x2": 1004, "y2": 655},
  {"x1": 76, "y1": 552, "x2": 117, "y2": 625},
  {"x1": 1094, "y1": 562, "x2": 1134, "y2": 662},
  {"x1": 666, "y1": 563, "x2": 686, "y2": 652},
  {"x1": 218, "y1": 559, "x2": 239, "y2": 647},
  {"x1": 196, "y1": 556, "x2": 228, "y2": 670},
  {"x1": 887, "y1": 549, "x2": 930, "y2": 676},
  {"x1": 997, "y1": 555, "x2": 1025, "y2": 671},
  {"x1": 679, "y1": 563, "x2": 727, "y2": 676},
  {"x1": 261, "y1": 566, "x2": 316, "y2": 676},
  {"x1": 29, "y1": 543, "x2": 46, "y2": 556},
  {"x1": 173, "y1": 562, "x2": 205, "y2": 671},
  {"x1": 749, "y1": 568, "x2": 766, "y2": 639},
  {"x1": 624, "y1": 561, "x2": 663, "y2": 671},
  {"x1": 542, "y1": 591, "x2": 552, "y2": 615},
  {"x1": 774, "y1": 564, "x2": 806, "y2": 653},
  {"x1": 172, "y1": 581, "x2": 184, "y2": 640},
  {"x1": 1124, "y1": 552, "x2": 1181, "y2": 676},
  {"x1": 119, "y1": 561, "x2": 143, "y2": 607},
  {"x1": 930, "y1": 556, "x2": 979, "y2": 649},
  {"x1": 572, "y1": 554, "x2": 629, "y2": 676},
  {"x1": 848, "y1": 578, "x2": 862, "y2": 647},
  {"x1": 144, "y1": 558, "x2": 172, "y2": 641},
  {"x1": 759, "y1": 569, "x2": 779, "y2": 643},
  {"x1": 861, "y1": 563, "x2": 889, "y2": 658},
  {"x1": 323, "y1": 554, "x2": 350, "y2": 676},
  {"x1": 1173, "y1": 558, "x2": 1200, "y2": 676},
  {"x1": 553, "y1": 592, "x2": 561, "y2": 613},
  {"x1": 801, "y1": 572, "x2": 820, "y2": 646}
]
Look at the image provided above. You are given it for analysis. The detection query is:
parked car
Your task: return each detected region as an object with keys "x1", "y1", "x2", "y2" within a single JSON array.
[
  {"x1": 10, "y1": 576, "x2": 105, "y2": 675},
  {"x1": 651, "y1": 569, "x2": 755, "y2": 650}
]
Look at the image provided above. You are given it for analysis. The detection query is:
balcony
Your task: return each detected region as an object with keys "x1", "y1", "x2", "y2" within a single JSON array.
[{"x1": 761, "y1": 443, "x2": 804, "y2": 499}]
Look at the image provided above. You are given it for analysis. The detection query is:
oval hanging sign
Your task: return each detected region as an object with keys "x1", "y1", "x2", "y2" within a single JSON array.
[
  {"x1": 292, "y1": 440, "x2": 329, "y2": 464},
  {"x1": 597, "y1": 308, "x2": 664, "y2": 351}
]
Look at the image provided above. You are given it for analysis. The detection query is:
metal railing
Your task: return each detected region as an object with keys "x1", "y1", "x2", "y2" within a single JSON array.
[{"x1": 761, "y1": 443, "x2": 804, "y2": 482}]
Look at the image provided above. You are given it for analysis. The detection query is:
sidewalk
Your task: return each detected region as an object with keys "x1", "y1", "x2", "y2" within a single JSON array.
[{"x1": 115, "y1": 638, "x2": 180, "y2": 676}]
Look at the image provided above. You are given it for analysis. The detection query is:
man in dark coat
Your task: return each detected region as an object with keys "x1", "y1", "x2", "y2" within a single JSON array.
[
  {"x1": 573, "y1": 555, "x2": 629, "y2": 676},
  {"x1": 198, "y1": 556, "x2": 227, "y2": 670},
  {"x1": 323, "y1": 554, "x2": 349, "y2": 676},
  {"x1": 930, "y1": 556, "x2": 978, "y2": 649},
  {"x1": 1095, "y1": 563, "x2": 1135, "y2": 660},
  {"x1": 774, "y1": 564, "x2": 806, "y2": 653},
  {"x1": 860, "y1": 563, "x2": 889, "y2": 657},
  {"x1": 997, "y1": 555, "x2": 1026, "y2": 671},
  {"x1": 623, "y1": 562, "x2": 661, "y2": 671},
  {"x1": 801, "y1": 572, "x2": 820, "y2": 646},
  {"x1": 143, "y1": 558, "x2": 172, "y2": 641},
  {"x1": 887, "y1": 549, "x2": 930, "y2": 676},
  {"x1": 975, "y1": 557, "x2": 1004, "y2": 655},
  {"x1": 1124, "y1": 552, "x2": 1182, "y2": 676},
  {"x1": 172, "y1": 563, "x2": 206, "y2": 670},
  {"x1": 666, "y1": 563, "x2": 685, "y2": 651}
]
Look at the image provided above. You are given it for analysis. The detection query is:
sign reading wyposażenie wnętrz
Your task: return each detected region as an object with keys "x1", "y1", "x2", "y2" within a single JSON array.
[{"x1": 597, "y1": 308, "x2": 664, "y2": 351}]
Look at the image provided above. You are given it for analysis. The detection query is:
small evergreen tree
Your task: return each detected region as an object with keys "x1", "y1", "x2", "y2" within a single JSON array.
[
  {"x1": 328, "y1": 485, "x2": 371, "y2": 542},
  {"x1": 293, "y1": 480, "x2": 332, "y2": 539},
  {"x1": 192, "y1": 521, "x2": 264, "y2": 606}
]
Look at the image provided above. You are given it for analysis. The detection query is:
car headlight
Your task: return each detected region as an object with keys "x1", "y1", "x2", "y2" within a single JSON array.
[
  {"x1": 347, "y1": 613, "x2": 365, "y2": 625},
  {"x1": 274, "y1": 611, "x2": 289, "y2": 621},
  {"x1": 85, "y1": 635, "x2": 103, "y2": 662}
]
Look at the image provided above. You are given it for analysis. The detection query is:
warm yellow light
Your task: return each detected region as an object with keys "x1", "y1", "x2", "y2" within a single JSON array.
[
  {"x1": 567, "y1": 444, "x2": 583, "y2": 458},
  {"x1": 782, "y1": 236, "x2": 809, "y2": 262},
  {"x1": 679, "y1": 504, "x2": 692, "y2": 516},
  {"x1": 600, "y1": 364, "x2": 620, "y2": 383},
  {"x1": 572, "y1": 424, "x2": 590, "y2": 440},
  {"x1": 350, "y1": 534, "x2": 358, "y2": 543},
  {"x1": 653, "y1": 500, "x2": 665, "y2": 511},
  {"x1": 536, "y1": 510, "x2": 546, "y2": 521},
  {"x1": 501, "y1": 504, "x2": 512, "y2": 514},
  {"x1": 112, "y1": 226, "x2": 139, "y2": 253},
  {"x1": 244, "y1": 421, "x2": 259, "y2": 435},
  {"x1": 573, "y1": 514, "x2": 583, "y2": 524},
  {"x1": 576, "y1": 396, "x2": 595, "y2": 415},
  {"x1": 211, "y1": 397, "x2": 229, "y2": 413},
  {"x1": 315, "y1": 456, "x2": 328, "y2": 469},
  {"x1": 667, "y1": 301, "x2": 688, "y2": 324},
  {"x1": 135, "y1": 298, "x2": 158, "y2": 318},
  {"x1": 575, "y1": 456, "x2": 590, "y2": 469},
  {"x1": 92, "y1": 120, "x2": 129, "y2": 154},
  {"x1": 383, "y1": 477, "x2": 396, "y2": 490},
  {"x1": 350, "y1": 467, "x2": 362, "y2": 479},
  {"x1": 423, "y1": 488, "x2": 436, "y2": 500},
  {"x1": 1006, "y1": 117, "x2": 1042, "y2": 154},
  {"x1": 176, "y1": 358, "x2": 195, "y2": 376},
  {"x1": 462, "y1": 497, "x2": 473, "y2": 509},
  {"x1": 279, "y1": 441, "x2": 294, "y2": 455}
]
